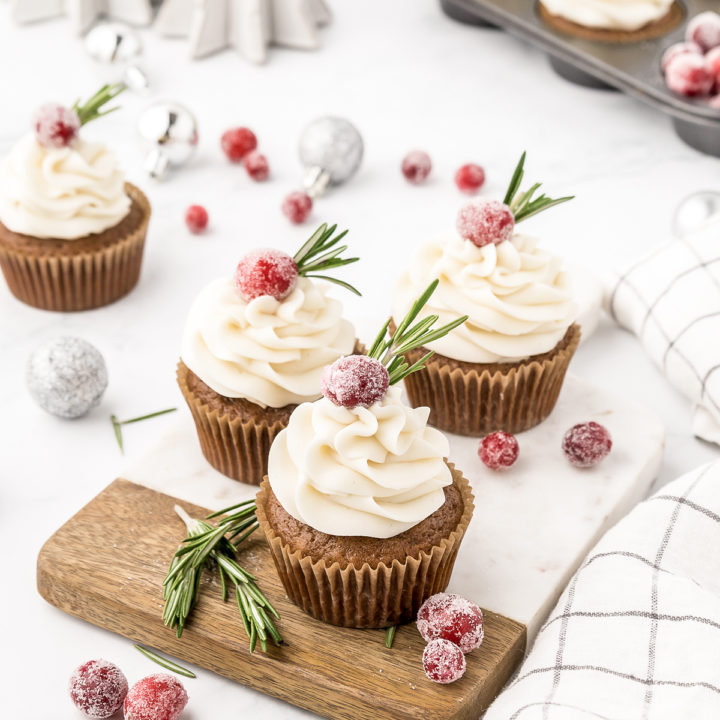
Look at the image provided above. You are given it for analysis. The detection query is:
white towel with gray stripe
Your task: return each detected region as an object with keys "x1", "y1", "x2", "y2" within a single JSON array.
[
  {"x1": 484, "y1": 460, "x2": 720, "y2": 720},
  {"x1": 605, "y1": 222, "x2": 720, "y2": 445}
]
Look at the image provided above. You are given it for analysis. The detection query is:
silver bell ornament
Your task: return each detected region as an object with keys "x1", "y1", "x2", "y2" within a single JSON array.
[
  {"x1": 85, "y1": 23, "x2": 149, "y2": 94},
  {"x1": 137, "y1": 101, "x2": 199, "y2": 180},
  {"x1": 27, "y1": 337, "x2": 108, "y2": 419},
  {"x1": 298, "y1": 116, "x2": 363, "y2": 197},
  {"x1": 673, "y1": 190, "x2": 720, "y2": 238}
]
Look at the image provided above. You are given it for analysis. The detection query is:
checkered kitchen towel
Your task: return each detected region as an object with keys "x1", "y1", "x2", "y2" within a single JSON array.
[
  {"x1": 606, "y1": 221, "x2": 720, "y2": 444},
  {"x1": 485, "y1": 461, "x2": 720, "y2": 720}
]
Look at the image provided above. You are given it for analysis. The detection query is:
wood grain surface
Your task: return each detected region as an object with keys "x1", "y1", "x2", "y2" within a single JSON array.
[{"x1": 37, "y1": 479, "x2": 526, "y2": 720}]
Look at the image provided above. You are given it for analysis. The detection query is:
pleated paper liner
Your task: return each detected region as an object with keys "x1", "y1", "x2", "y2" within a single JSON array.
[
  {"x1": 402, "y1": 323, "x2": 581, "y2": 436},
  {"x1": 255, "y1": 463, "x2": 475, "y2": 629},
  {"x1": 0, "y1": 183, "x2": 150, "y2": 312},
  {"x1": 537, "y1": 1, "x2": 684, "y2": 43},
  {"x1": 177, "y1": 361, "x2": 290, "y2": 486}
]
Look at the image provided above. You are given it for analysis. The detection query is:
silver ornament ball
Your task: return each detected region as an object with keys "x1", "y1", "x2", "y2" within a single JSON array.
[
  {"x1": 137, "y1": 101, "x2": 199, "y2": 180},
  {"x1": 27, "y1": 337, "x2": 108, "y2": 419},
  {"x1": 299, "y1": 116, "x2": 363, "y2": 194},
  {"x1": 85, "y1": 23, "x2": 142, "y2": 64},
  {"x1": 673, "y1": 190, "x2": 720, "y2": 238}
]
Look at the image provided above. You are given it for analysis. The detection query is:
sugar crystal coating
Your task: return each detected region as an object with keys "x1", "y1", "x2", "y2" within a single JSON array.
[
  {"x1": 457, "y1": 200, "x2": 514, "y2": 247},
  {"x1": 235, "y1": 248, "x2": 298, "y2": 302},
  {"x1": 401, "y1": 150, "x2": 432, "y2": 185},
  {"x1": 665, "y1": 54, "x2": 714, "y2": 97},
  {"x1": 244, "y1": 150, "x2": 270, "y2": 181},
  {"x1": 422, "y1": 638, "x2": 466, "y2": 684},
  {"x1": 455, "y1": 163, "x2": 486, "y2": 194},
  {"x1": 282, "y1": 191, "x2": 313, "y2": 224},
  {"x1": 221, "y1": 127, "x2": 257, "y2": 162},
  {"x1": 69, "y1": 659, "x2": 128, "y2": 719},
  {"x1": 34, "y1": 103, "x2": 80, "y2": 149},
  {"x1": 417, "y1": 592, "x2": 485, "y2": 653},
  {"x1": 123, "y1": 673, "x2": 188, "y2": 720},
  {"x1": 478, "y1": 431, "x2": 519, "y2": 470},
  {"x1": 321, "y1": 355, "x2": 390, "y2": 408},
  {"x1": 562, "y1": 421, "x2": 612, "y2": 468},
  {"x1": 686, "y1": 11, "x2": 720, "y2": 53},
  {"x1": 661, "y1": 41, "x2": 702, "y2": 73}
]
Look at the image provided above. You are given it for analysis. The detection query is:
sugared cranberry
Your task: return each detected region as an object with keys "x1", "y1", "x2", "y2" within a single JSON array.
[
  {"x1": 686, "y1": 11, "x2": 720, "y2": 53},
  {"x1": 562, "y1": 421, "x2": 612, "y2": 468},
  {"x1": 705, "y1": 46, "x2": 720, "y2": 86},
  {"x1": 321, "y1": 355, "x2": 390, "y2": 408},
  {"x1": 282, "y1": 191, "x2": 313, "y2": 224},
  {"x1": 478, "y1": 431, "x2": 519, "y2": 471},
  {"x1": 221, "y1": 127, "x2": 257, "y2": 162},
  {"x1": 401, "y1": 150, "x2": 432, "y2": 185},
  {"x1": 235, "y1": 248, "x2": 298, "y2": 302},
  {"x1": 417, "y1": 593, "x2": 484, "y2": 654},
  {"x1": 185, "y1": 205, "x2": 209, "y2": 234},
  {"x1": 665, "y1": 54, "x2": 714, "y2": 97},
  {"x1": 244, "y1": 150, "x2": 270, "y2": 181},
  {"x1": 455, "y1": 163, "x2": 486, "y2": 195},
  {"x1": 422, "y1": 639, "x2": 466, "y2": 684},
  {"x1": 661, "y1": 41, "x2": 702, "y2": 73},
  {"x1": 68, "y1": 659, "x2": 128, "y2": 719},
  {"x1": 124, "y1": 674, "x2": 188, "y2": 720},
  {"x1": 457, "y1": 199, "x2": 514, "y2": 247},
  {"x1": 34, "y1": 103, "x2": 80, "y2": 149}
]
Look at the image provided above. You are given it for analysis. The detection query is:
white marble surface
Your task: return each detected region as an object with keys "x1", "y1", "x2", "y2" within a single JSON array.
[
  {"x1": 123, "y1": 373, "x2": 664, "y2": 642},
  {"x1": 1, "y1": 2, "x2": 719, "y2": 718}
]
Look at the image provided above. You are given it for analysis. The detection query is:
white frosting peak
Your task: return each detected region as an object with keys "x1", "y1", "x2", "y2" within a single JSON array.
[
  {"x1": 393, "y1": 233, "x2": 576, "y2": 363},
  {"x1": 268, "y1": 386, "x2": 452, "y2": 538},
  {"x1": 540, "y1": 0, "x2": 673, "y2": 31},
  {"x1": 0, "y1": 133, "x2": 130, "y2": 239},
  {"x1": 181, "y1": 276, "x2": 356, "y2": 408}
]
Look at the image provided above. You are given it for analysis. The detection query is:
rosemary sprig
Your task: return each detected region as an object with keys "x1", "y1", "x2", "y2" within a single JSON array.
[
  {"x1": 72, "y1": 83, "x2": 126, "y2": 126},
  {"x1": 385, "y1": 625, "x2": 397, "y2": 649},
  {"x1": 111, "y1": 407, "x2": 177, "y2": 453},
  {"x1": 163, "y1": 504, "x2": 282, "y2": 653},
  {"x1": 293, "y1": 223, "x2": 360, "y2": 296},
  {"x1": 503, "y1": 151, "x2": 574, "y2": 223},
  {"x1": 133, "y1": 644, "x2": 196, "y2": 678},
  {"x1": 368, "y1": 280, "x2": 467, "y2": 385}
]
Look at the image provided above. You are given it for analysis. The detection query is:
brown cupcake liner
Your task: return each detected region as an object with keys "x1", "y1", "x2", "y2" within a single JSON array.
[
  {"x1": 402, "y1": 324, "x2": 581, "y2": 436},
  {"x1": 0, "y1": 183, "x2": 150, "y2": 312},
  {"x1": 177, "y1": 362, "x2": 288, "y2": 486},
  {"x1": 538, "y1": 1, "x2": 684, "y2": 43},
  {"x1": 255, "y1": 463, "x2": 475, "y2": 628}
]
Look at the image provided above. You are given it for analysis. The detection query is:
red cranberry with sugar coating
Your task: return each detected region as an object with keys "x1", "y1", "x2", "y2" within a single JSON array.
[
  {"x1": 221, "y1": 127, "x2": 257, "y2": 162},
  {"x1": 457, "y1": 199, "x2": 515, "y2": 247},
  {"x1": 124, "y1": 674, "x2": 188, "y2": 720},
  {"x1": 562, "y1": 421, "x2": 612, "y2": 468},
  {"x1": 69, "y1": 659, "x2": 128, "y2": 719},
  {"x1": 686, "y1": 11, "x2": 720, "y2": 53},
  {"x1": 479, "y1": 431, "x2": 519, "y2": 470},
  {"x1": 455, "y1": 163, "x2": 486, "y2": 194},
  {"x1": 417, "y1": 592, "x2": 485, "y2": 653},
  {"x1": 34, "y1": 103, "x2": 80, "y2": 148},
  {"x1": 322, "y1": 355, "x2": 390, "y2": 408},
  {"x1": 665, "y1": 54, "x2": 714, "y2": 97},
  {"x1": 235, "y1": 248, "x2": 298, "y2": 302},
  {"x1": 282, "y1": 191, "x2": 313, "y2": 224},
  {"x1": 422, "y1": 639, "x2": 466, "y2": 684},
  {"x1": 401, "y1": 150, "x2": 432, "y2": 185}
]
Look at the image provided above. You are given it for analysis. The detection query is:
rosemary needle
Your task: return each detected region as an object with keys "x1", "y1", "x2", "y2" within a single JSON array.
[
  {"x1": 385, "y1": 626, "x2": 397, "y2": 649},
  {"x1": 110, "y1": 407, "x2": 177, "y2": 452},
  {"x1": 133, "y1": 644, "x2": 196, "y2": 678}
]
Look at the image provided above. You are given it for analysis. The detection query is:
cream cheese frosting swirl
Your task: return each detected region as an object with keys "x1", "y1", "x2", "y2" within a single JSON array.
[
  {"x1": 268, "y1": 386, "x2": 452, "y2": 538},
  {"x1": 392, "y1": 233, "x2": 576, "y2": 364},
  {"x1": 540, "y1": 0, "x2": 673, "y2": 31},
  {"x1": 181, "y1": 276, "x2": 356, "y2": 408},
  {"x1": 0, "y1": 133, "x2": 130, "y2": 239}
]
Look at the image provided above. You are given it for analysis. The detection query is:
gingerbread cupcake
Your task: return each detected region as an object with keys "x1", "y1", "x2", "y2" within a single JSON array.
[
  {"x1": 392, "y1": 153, "x2": 580, "y2": 436},
  {"x1": 179, "y1": 223, "x2": 361, "y2": 485},
  {"x1": 538, "y1": 0, "x2": 683, "y2": 43},
  {"x1": 256, "y1": 282, "x2": 473, "y2": 628},
  {"x1": 0, "y1": 85, "x2": 150, "y2": 312}
]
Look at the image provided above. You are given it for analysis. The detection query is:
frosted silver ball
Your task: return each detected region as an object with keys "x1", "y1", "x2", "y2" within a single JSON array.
[
  {"x1": 137, "y1": 101, "x2": 199, "y2": 179},
  {"x1": 27, "y1": 337, "x2": 108, "y2": 419},
  {"x1": 298, "y1": 116, "x2": 363, "y2": 185}
]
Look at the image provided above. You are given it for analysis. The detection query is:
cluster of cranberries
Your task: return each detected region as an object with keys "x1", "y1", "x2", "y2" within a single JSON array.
[
  {"x1": 321, "y1": 355, "x2": 390, "y2": 408},
  {"x1": 69, "y1": 659, "x2": 188, "y2": 720},
  {"x1": 401, "y1": 150, "x2": 486, "y2": 195},
  {"x1": 662, "y1": 11, "x2": 720, "y2": 104},
  {"x1": 417, "y1": 593, "x2": 485, "y2": 684},
  {"x1": 478, "y1": 422, "x2": 612, "y2": 471},
  {"x1": 221, "y1": 126, "x2": 270, "y2": 181}
]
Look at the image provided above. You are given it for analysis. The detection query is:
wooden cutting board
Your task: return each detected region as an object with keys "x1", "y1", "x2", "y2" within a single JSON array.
[{"x1": 37, "y1": 479, "x2": 526, "y2": 720}]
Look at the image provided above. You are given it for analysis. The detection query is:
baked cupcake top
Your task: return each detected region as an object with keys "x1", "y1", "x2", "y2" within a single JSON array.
[
  {"x1": 0, "y1": 85, "x2": 130, "y2": 240},
  {"x1": 268, "y1": 281, "x2": 467, "y2": 538},
  {"x1": 393, "y1": 152, "x2": 577, "y2": 364},
  {"x1": 181, "y1": 223, "x2": 360, "y2": 409},
  {"x1": 539, "y1": 0, "x2": 674, "y2": 31}
]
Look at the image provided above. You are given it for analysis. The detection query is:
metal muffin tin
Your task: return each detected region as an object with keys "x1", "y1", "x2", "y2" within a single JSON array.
[{"x1": 440, "y1": 0, "x2": 720, "y2": 157}]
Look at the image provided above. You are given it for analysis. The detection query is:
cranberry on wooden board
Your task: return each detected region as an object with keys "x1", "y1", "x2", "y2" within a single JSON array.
[
  {"x1": 417, "y1": 593, "x2": 485, "y2": 653},
  {"x1": 422, "y1": 639, "x2": 467, "y2": 684}
]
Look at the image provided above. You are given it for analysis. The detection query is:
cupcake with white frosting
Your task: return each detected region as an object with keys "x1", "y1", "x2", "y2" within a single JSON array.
[
  {"x1": 0, "y1": 85, "x2": 150, "y2": 311},
  {"x1": 392, "y1": 153, "x2": 580, "y2": 436},
  {"x1": 256, "y1": 282, "x2": 474, "y2": 628},
  {"x1": 178, "y1": 223, "x2": 361, "y2": 485},
  {"x1": 538, "y1": 0, "x2": 683, "y2": 43}
]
